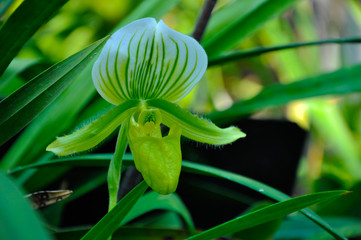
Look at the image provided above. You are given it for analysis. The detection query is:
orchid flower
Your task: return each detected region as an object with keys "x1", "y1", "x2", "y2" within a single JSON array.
[{"x1": 47, "y1": 18, "x2": 245, "y2": 195}]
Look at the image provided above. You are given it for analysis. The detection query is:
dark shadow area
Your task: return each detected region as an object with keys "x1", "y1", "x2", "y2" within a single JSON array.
[{"x1": 178, "y1": 118, "x2": 307, "y2": 229}]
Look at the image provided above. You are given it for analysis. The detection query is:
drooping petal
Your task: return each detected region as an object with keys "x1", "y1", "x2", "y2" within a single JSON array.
[
  {"x1": 46, "y1": 100, "x2": 139, "y2": 156},
  {"x1": 146, "y1": 99, "x2": 246, "y2": 145},
  {"x1": 128, "y1": 109, "x2": 182, "y2": 195},
  {"x1": 92, "y1": 18, "x2": 207, "y2": 105}
]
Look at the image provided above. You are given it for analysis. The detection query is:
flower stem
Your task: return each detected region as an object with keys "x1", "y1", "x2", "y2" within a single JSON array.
[
  {"x1": 107, "y1": 122, "x2": 129, "y2": 211},
  {"x1": 192, "y1": 0, "x2": 218, "y2": 42}
]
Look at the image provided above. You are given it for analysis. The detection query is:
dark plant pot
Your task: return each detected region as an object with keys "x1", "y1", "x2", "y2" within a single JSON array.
[{"x1": 178, "y1": 118, "x2": 307, "y2": 229}]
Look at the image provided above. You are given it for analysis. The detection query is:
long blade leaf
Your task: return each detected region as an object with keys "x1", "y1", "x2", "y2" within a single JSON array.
[
  {"x1": 208, "y1": 64, "x2": 361, "y2": 125},
  {"x1": 208, "y1": 37, "x2": 361, "y2": 66},
  {"x1": 275, "y1": 216, "x2": 361, "y2": 239},
  {"x1": 0, "y1": 37, "x2": 109, "y2": 146},
  {"x1": 0, "y1": 0, "x2": 68, "y2": 77},
  {"x1": 186, "y1": 191, "x2": 347, "y2": 240},
  {"x1": 53, "y1": 226, "x2": 189, "y2": 240},
  {"x1": 122, "y1": 191, "x2": 195, "y2": 234},
  {"x1": 0, "y1": 0, "x2": 13, "y2": 16},
  {"x1": 80, "y1": 181, "x2": 148, "y2": 240},
  {"x1": 0, "y1": 171, "x2": 52, "y2": 240},
  {"x1": 202, "y1": 0, "x2": 297, "y2": 57}
]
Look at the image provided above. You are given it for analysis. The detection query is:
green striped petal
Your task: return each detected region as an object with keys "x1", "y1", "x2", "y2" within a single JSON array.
[
  {"x1": 92, "y1": 18, "x2": 207, "y2": 105},
  {"x1": 146, "y1": 99, "x2": 246, "y2": 145},
  {"x1": 46, "y1": 100, "x2": 139, "y2": 156}
]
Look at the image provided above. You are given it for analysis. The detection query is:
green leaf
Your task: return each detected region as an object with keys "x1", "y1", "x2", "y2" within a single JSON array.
[
  {"x1": 53, "y1": 226, "x2": 189, "y2": 240},
  {"x1": 202, "y1": 0, "x2": 297, "y2": 57},
  {"x1": 81, "y1": 181, "x2": 148, "y2": 240},
  {"x1": 122, "y1": 191, "x2": 195, "y2": 234},
  {"x1": 9, "y1": 155, "x2": 347, "y2": 240},
  {"x1": 208, "y1": 37, "x2": 361, "y2": 66},
  {"x1": 11, "y1": 152, "x2": 56, "y2": 192},
  {"x1": 316, "y1": 181, "x2": 361, "y2": 217},
  {"x1": 8, "y1": 153, "x2": 124, "y2": 174},
  {"x1": 208, "y1": 64, "x2": 361, "y2": 125},
  {"x1": 46, "y1": 100, "x2": 138, "y2": 156},
  {"x1": 308, "y1": 100, "x2": 361, "y2": 181},
  {"x1": 65, "y1": 170, "x2": 107, "y2": 202},
  {"x1": 0, "y1": 58, "x2": 40, "y2": 95},
  {"x1": 186, "y1": 190, "x2": 347, "y2": 240},
  {"x1": 0, "y1": 37, "x2": 109, "y2": 147},
  {"x1": 116, "y1": 0, "x2": 181, "y2": 28},
  {"x1": 275, "y1": 216, "x2": 361, "y2": 240},
  {"x1": 0, "y1": 0, "x2": 68, "y2": 77},
  {"x1": 0, "y1": 62, "x2": 96, "y2": 170},
  {"x1": 134, "y1": 211, "x2": 184, "y2": 229},
  {"x1": 0, "y1": 0, "x2": 13, "y2": 16},
  {"x1": 146, "y1": 99, "x2": 245, "y2": 144},
  {"x1": 233, "y1": 201, "x2": 283, "y2": 240},
  {"x1": 0, "y1": 171, "x2": 52, "y2": 240},
  {"x1": 23, "y1": 166, "x2": 70, "y2": 193}
]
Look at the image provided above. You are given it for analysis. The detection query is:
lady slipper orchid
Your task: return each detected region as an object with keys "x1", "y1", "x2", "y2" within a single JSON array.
[{"x1": 47, "y1": 18, "x2": 245, "y2": 195}]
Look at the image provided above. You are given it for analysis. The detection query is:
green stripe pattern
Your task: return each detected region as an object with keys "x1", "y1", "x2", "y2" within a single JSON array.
[{"x1": 92, "y1": 18, "x2": 208, "y2": 105}]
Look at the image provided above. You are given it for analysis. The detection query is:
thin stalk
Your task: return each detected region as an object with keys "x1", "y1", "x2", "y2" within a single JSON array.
[
  {"x1": 192, "y1": 0, "x2": 218, "y2": 42},
  {"x1": 107, "y1": 122, "x2": 129, "y2": 211},
  {"x1": 208, "y1": 37, "x2": 361, "y2": 66}
]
